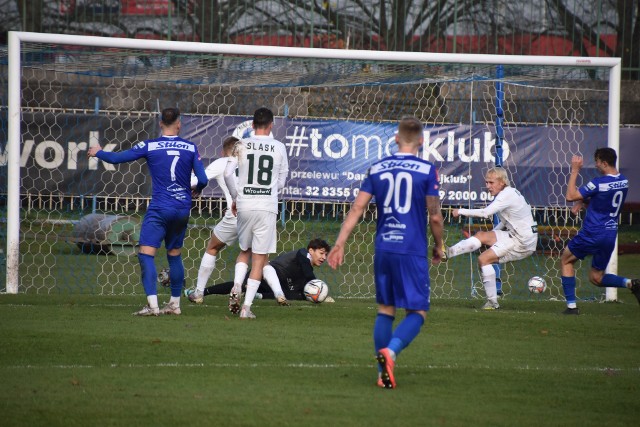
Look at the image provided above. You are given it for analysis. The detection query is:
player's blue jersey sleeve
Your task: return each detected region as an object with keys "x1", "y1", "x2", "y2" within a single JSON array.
[
  {"x1": 192, "y1": 147, "x2": 208, "y2": 192},
  {"x1": 360, "y1": 170, "x2": 374, "y2": 195},
  {"x1": 578, "y1": 180, "x2": 598, "y2": 199},
  {"x1": 96, "y1": 146, "x2": 146, "y2": 164},
  {"x1": 426, "y1": 167, "x2": 440, "y2": 196}
]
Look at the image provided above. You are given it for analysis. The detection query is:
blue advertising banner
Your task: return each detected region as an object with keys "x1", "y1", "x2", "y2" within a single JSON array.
[
  {"x1": 6, "y1": 113, "x2": 638, "y2": 206},
  {"x1": 180, "y1": 116, "x2": 640, "y2": 206}
]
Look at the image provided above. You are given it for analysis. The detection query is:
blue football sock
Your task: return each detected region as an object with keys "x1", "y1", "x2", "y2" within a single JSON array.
[
  {"x1": 137, "y1": 253, "x2": 157, "y2": 296},
  {"x1": 493, "y1": 265, "x2": 502, "y2": 294},
  {"x1": 167, "y1": 254, "x2": 185, "y2": 298},
  {"x1": 387, "y1": 312, "x2": 424, "y2": 357},
  {"x1": 561, "y1": 276, "x2": 577, "y2": 305},
  {"x1": 600, "y1": 273, "x2": 628, "y2": 288},
  {"x1": 373, "y1": 313, "x2": 394, "y2": 373},
  {"x1": 373, "y1": 313, "x2": 394, "y2": 352}
]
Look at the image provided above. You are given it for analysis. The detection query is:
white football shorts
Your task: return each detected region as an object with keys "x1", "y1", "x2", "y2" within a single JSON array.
[
  {"x1": 236, "y1": 210, "x2": 277, "y2": 254},
  {"x1": 491, "y1": 229, "x2": 537, "y2": 263},
  {"x1": 212, "y1": 210, "x2": 238, "y2": 246}
]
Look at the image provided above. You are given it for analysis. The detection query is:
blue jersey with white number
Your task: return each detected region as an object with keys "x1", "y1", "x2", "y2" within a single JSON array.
[
  {"x1": 360, "y1": 153, "x2": 440, "y2": 256},
  {"x1": 96, "y1": 135, "x2": 207, "y2": 210},
  {"x1": 578, "y1": 173, "x2": 628, "y2": 233}
]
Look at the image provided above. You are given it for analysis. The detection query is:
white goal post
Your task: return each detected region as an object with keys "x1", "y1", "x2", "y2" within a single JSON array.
[{"x1": 5, "y1": 31, "x2": 622, "y2": 301}]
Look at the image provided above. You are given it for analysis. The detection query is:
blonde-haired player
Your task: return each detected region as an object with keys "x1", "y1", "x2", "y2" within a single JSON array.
[{"x1": 446, "y1": 167, "x2": 538, "y2": 309}]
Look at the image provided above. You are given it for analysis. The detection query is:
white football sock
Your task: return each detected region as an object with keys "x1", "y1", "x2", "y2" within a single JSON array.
[
  {"x1": 147, "y1": 295, "x2": 159, "y2": 309},
  {"x1": 448, "y1": 236, "x2": 482, "y2": 258},
  {"x1": 263, "y1": 265, "x2": 284, "y2": 297},
  {"x1": 170, "y1": 296, "x2": 180, "y2": 306},
  {"x1": 234, "y1": 262, "x2": 249, "y2": 292},
  {"x1": 481, "y1": 264, "x2": 498, "y2": 302},
  {"x1": 243, "y1": 278, "x2": 261, "y2": 307},
  {"x1": 196, "y1": 253, "x2": 216, "y2": 293}
]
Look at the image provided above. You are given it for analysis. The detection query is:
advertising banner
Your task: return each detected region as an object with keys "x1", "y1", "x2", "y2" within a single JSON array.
[
  {"x1": 5, "y1": 113, "x2": 639, "y2": 206},
  {"x1": 181, "y1": 116, "x2": 640, "y2": 206}
]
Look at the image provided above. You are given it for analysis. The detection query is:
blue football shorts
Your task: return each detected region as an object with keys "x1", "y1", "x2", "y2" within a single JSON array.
[
  {"x1": 374, "y1": 251, "x2": 430, "y2": 311},
  {"x1": 138, "y1": 206, "x2": 190, "y2": 250},
  {"x1": 568, "y1": 229, "x2": 617, "y2": 271}
]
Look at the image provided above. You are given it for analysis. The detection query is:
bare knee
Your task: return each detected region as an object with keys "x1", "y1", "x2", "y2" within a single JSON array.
[
  {"x1": 478, "y1": 257, "x2": 492, "y2": 268},
  {"x1": 477, "y1": 250, "x2": 498, "y2": 268},
  {"x1": 167, "y1": 248, "x2": 181, "y2": 257},
  {"x1": 560, "y1": 249, "x2": 572, "y2": 267},
  {"x1": 378, "y1": 304, "x2": 396, "y2": 317},
  {"x1": 474, "y1": 231, "x2": 489, "y2": 243},
  {"x1": 589, "y1": 270, "x2": 605, "y2": 286},
  {"x1": 406, "y1": 309, "x2": 426, "y2": 321},
  {"x1": 560, "y1": 248, "x2": 578, "y2": 277},
  {"x1": 206, "y1": 237, "x2": 225, "y2": 255}
]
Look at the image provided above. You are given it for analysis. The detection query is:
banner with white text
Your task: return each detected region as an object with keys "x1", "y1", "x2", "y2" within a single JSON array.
[{"x1": 5, "y1": 113, "x2": 639, "y2": 206}]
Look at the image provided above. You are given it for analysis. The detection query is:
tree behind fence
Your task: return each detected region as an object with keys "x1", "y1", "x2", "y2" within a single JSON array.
[{"x1": 1, "y1": 1, "x2": 637, "y2": 79}]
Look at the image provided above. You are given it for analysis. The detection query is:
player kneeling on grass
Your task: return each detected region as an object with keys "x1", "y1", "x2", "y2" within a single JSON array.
[
  {"x1": 445, "y1": 167, "x2": 538, "y2": 310},
  {"x1": 185, "y1": 238, "x2": 334, "y2": 305},
  {"x1": 560, "y1": 148, "x2": 640, "y2": 315}
]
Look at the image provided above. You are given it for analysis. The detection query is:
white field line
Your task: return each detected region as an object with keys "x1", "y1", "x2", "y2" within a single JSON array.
[
  {"x1": 0, "y1": 302, "x2": 568, "y2": 313},
  {"x1": 3, "y1": 362, "x2": 639, "y2": 373},
  {"x1": 0, "y1": 303, "x2": 350, "y2": 309}
]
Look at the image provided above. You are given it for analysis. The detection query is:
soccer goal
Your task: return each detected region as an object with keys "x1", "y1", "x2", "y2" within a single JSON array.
[{"x1": 3, "y1": 31, "x2": 622, "y2": 302}]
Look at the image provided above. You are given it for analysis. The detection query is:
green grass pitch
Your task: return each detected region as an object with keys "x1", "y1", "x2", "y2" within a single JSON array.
[{"x1": 1, "y1": 291, "x2": 638, "y2": 427}]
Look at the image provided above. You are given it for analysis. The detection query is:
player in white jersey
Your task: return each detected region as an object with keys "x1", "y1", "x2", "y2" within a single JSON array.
[
  {"x1": 186, "y1": 135, "x2": 283, "y2": 307},
  {"x1": 446, "y1": 167, "x2": 538, "y2": 310},
  {"x1": 187, "y1": 136, "x2": 239, "y2": 303},
  {"x1": 224, "y1": 107, "x2": 289, "y2": 319}
]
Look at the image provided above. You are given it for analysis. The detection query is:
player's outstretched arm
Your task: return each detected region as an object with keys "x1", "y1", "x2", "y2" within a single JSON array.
[
  {"x1": 328, "y1": 191, "x2": 372, "y2": 269},
  {"x1": 427, "y1": 195, "x2": 445, "y2": 264},
  {"x1": 87, "y1": 145, "x2": 142, "y2": 164},
  {"x1": 192, "y1": 156, "x2": 208, "y2": 197},
  {"x1": 456, "y1": 194, "x2": 509, "y2": 219}
]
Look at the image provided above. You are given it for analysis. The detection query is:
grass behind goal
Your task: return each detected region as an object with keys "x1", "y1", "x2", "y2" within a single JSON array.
[{"x1": 1, "y1": 293, "x2": 638, "y2": 427}]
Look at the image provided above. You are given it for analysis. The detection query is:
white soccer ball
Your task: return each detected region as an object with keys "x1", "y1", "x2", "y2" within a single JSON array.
[
  {"x1": 304, "y1": 279, "x2": 329, "y2": 303},
  {"x1": 527, "y1": 276, "x2": 547, "y2": 294}
]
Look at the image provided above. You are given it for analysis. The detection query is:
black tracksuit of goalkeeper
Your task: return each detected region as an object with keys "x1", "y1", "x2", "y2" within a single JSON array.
[{"x1": 202, "y1": 248, "x2": 316, "y2": 300}]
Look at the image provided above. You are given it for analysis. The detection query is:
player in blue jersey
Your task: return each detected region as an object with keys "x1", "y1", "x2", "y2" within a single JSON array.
[
  {"x1": 88, "y1": 107, "x2": 208, "y2": 316},
  {"x1": 328, "y1": 116, "x2": 445, "y2": 389},
  {"x1": 561, "y1": 148, "x2": 640, "y2": 314}
]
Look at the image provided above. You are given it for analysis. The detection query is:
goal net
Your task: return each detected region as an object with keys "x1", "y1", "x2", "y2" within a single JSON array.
[{"x1": 3, "y1": 32, "x2": 622, "y2": 303}]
